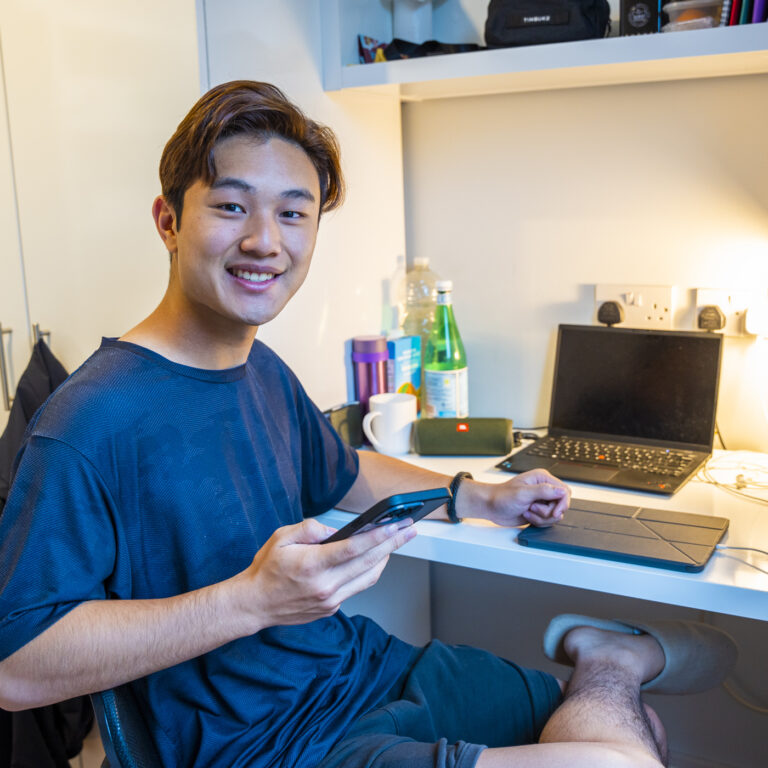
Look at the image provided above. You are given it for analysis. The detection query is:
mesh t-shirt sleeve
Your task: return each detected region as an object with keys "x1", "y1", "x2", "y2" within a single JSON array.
[
  {"x1": 0, "y1": 435, "x2": 123, "y2": 661},
  {"x1": 292, "y1": 383, "x2": 359, "y2": 518}
]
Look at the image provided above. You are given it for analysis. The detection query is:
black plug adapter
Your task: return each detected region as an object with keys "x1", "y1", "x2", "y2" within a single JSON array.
[
  {"x1": 597, "y1": 300, "x2": 625, "y2": 327},
  {"x1": 698, "y1": 305, "x2": 726, "y2": 331}
]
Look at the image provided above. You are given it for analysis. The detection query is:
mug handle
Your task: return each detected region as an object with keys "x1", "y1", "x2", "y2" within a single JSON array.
[{"x1": 362, "y1": 410, "x2": 385, "y2": 452}]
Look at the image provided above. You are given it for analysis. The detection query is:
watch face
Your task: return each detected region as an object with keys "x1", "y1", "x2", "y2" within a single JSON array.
[{"x1": 628, "y1": 2, "x2": 652, "y2": 26}]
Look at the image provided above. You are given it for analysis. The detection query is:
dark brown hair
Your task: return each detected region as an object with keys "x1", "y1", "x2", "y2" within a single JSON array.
[{"x1": 159, "y1": 80, "x2": 344, "y2": 226}]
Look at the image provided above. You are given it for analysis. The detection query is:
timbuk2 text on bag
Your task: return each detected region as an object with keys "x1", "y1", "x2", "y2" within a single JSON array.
[{"x1": 484, "y1": 0, "x2": 611, "y2": 48}]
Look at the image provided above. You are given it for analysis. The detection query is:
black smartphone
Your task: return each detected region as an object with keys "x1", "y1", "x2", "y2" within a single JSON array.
[{"x1": 322, "y1": 487, "x2": 452, "y2": 544}]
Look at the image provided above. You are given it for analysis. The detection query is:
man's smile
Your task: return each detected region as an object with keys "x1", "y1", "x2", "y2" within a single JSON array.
[{"x1": 227, "y1": 267, "x2": 279, "y2": 284}]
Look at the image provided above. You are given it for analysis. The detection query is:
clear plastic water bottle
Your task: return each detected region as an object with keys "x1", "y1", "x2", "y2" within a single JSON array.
[
  {"x1": 401, "y1": 257, "x2": 440, "y2": 362},
  {"x1": 423, "y1": 280, "x2": 468, "y2": 418},
  {"x1": 383, "y1": 253, "x2": 407, "y2": 335}
]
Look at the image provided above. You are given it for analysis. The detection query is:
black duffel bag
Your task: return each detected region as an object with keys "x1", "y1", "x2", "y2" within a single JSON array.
[{"x1": 484, "y1": 0, "x2": 611, "y2": 48}]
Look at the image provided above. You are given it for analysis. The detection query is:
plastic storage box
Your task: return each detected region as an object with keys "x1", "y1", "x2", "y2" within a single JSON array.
[{"x1": 662, "y1": 0, "x2": 723, "y2": 31}]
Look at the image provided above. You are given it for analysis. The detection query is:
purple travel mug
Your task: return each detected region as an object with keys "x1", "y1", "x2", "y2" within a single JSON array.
[{"x1": 352, "y1": 335, "x2": 388, "y2": 415}]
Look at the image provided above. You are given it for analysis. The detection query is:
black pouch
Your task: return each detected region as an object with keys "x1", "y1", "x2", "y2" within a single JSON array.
[{"x1": 484, "y1": 0, "x2": 611, "y2": 48}]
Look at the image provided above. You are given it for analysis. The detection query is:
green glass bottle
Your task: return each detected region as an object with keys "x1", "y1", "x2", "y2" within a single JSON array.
[{"x1": 423, "y1": 280, "x2": 468, "y2": 418}]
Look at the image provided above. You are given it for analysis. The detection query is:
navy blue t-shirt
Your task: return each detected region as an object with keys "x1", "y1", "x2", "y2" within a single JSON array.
[{"x1": 0, "y1": 339, "x2": 412, "y2": 767}]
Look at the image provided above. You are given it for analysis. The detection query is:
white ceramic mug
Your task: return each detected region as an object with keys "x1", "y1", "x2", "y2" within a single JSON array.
[{"x1": 362, "y1": 392, "x2": 417, "y2": 456}]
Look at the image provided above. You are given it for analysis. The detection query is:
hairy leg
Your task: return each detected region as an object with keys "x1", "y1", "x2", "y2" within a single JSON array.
[
  {"x1": 476, "y1": 626, "x2": 668, "y2": 768},
  {"x1": 642, "y1": 702, "x2": 668, "y2": 766}
]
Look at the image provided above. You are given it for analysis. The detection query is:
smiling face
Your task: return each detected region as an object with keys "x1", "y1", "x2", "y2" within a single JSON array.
[{"x1": 154, "y1": 135, "x2": 321, "y2": 338}]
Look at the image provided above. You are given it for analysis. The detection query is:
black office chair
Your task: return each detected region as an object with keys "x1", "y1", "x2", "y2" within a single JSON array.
[{"x1": 91, "y1": 684, "x2": 162, "y2": 768}]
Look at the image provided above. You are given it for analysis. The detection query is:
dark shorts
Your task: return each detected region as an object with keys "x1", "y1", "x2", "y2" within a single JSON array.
[{"x1": 318, "y1": 640, "x2": 563, "y2": 768}]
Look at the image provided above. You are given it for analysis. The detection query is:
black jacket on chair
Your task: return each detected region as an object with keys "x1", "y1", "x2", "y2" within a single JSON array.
[
  {"x1": 0, "y1": 339, "x2": 69, "y2": 512},
  {"x1": 0, "y1": 339, "x2": 94, "y2": 768}
]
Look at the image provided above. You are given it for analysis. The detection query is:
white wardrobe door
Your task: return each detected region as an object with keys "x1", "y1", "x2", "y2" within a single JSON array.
[
  {"x1": 0, "y1": 29, "x2": 30, "y2": 433},
  {"x1": 0, "y1": 1, "x2": 200, "y2": 373}
]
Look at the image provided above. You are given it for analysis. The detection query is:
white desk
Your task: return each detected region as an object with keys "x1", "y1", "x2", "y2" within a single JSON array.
[{"x1": 319, "y1": 449, "x2": 768, "y2": 622}]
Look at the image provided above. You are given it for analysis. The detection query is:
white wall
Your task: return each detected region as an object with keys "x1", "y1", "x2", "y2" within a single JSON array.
[
  {"x1": 200, "y1": 0, "x2": 407, "y2": 411},
  {"x1": 402, "y1": 74, "x2": 768, "y2": 450}
]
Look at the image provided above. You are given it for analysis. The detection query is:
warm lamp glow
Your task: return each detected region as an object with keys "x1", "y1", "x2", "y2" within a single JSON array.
[
  {"x1": 703, "y1": 235, "x2": 768, "y2": 287},
  {"x1": 755, "y1": 338, "x2": 768, "y2": 429}
]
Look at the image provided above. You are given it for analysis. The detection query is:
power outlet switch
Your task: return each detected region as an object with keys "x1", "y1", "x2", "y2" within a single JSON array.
[{"x1": 594, "y1": 285, "x2": 675, "y2": 329}]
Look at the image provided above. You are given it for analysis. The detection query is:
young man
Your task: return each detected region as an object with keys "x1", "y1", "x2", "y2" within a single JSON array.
[{"x1": 0, "y1": 82, "x2": 734, "y2": 768}]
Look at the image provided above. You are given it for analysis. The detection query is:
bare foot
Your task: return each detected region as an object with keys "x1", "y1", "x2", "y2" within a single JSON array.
[{"x1": 563, "y1": 626, "x2": 666, "y2": 686}]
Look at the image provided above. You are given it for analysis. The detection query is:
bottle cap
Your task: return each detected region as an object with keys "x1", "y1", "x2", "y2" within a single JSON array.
[
  {"x1": 413, "y1": 257, "x2": 430, "y2": 268},
  {"x1": 436, "y1": 280, "x2": 453, "y2": 292}
]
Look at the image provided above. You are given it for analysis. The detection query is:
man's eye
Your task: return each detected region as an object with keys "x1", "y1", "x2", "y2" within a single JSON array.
[
  {"x1": 281, "y1": 210, "x2": 303, "y2": 219},
  {"x1": 218, "y1": 203, "x2": 244, "y2": 213}
]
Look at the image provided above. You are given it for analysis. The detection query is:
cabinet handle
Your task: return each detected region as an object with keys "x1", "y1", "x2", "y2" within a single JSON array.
[
  {"x1": 32, "y1": 323, "x2": 50, "y2": 345},
  {"x1": 0, "y1": 323, "x2": 13, "y2": 411}
]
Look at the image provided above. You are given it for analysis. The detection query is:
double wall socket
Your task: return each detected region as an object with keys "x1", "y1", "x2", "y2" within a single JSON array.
[
  {"x1": 594, "y1": 285, "x2": 675, "y2": 329},
  {"x1": 694, "y1": 289, "x2": 750, "y2": 336}
]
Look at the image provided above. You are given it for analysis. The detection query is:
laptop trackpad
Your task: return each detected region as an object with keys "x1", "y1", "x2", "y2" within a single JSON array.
[{"x1": 551, "y1": 462, "x2": 619, "y2": 482}]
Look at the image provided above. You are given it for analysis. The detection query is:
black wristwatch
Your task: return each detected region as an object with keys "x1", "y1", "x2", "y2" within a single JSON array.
[{"x1": 447, "y1": 471, "x2": 473, "y2": 524}]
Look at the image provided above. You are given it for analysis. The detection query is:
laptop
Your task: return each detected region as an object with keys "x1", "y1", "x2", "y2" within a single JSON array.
[
  {"x1": 516, "y1": 497, "x2": 729, "y2": 572},
  {"x1": 497, "y1": 325, "x2": 723, "y2": 495}
]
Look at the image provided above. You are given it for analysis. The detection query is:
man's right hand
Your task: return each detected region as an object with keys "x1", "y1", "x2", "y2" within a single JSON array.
[
  {"x1": 0, "y1": 518, "x2": 415, "y2": 711},
  {"x1": 236, "y1": 518, "x2": 417, "y2": 631}
]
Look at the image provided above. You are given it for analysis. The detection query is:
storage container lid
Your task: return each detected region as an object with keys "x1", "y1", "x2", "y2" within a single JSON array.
[{"x1": 352, "y1": 335, "x2": 388, "y2": 362}]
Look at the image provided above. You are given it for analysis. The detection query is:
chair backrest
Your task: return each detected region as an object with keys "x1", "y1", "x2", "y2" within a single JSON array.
[{"x1": 91, "y1": 684, "x2": 163, "y2": 768}]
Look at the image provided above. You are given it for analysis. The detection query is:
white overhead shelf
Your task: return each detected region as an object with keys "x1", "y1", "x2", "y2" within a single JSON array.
[{"x1": 323, "y1": 24, "x2": 768, "y2": 100}]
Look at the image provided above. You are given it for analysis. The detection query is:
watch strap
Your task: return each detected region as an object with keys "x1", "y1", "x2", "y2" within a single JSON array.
[{"x1": 447, "y1": 471, "x2": 473, "y2": 523}]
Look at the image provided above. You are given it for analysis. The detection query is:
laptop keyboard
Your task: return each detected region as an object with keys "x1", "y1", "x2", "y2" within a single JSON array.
[{"x1": 521, "y1": 436, "x2": 698, "y2": 477}]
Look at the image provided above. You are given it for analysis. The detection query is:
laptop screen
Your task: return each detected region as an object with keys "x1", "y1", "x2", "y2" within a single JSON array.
[{"x1": 550, "y1": 325, "x2": 722, "y2": 449}]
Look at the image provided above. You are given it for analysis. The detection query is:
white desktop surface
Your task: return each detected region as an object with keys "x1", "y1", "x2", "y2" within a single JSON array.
[{"x1": 318, "y1": 449, "x2": 768, "y2": 622}]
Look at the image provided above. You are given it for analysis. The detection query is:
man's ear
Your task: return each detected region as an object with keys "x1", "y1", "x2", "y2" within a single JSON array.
[{"x1": 152, "y1": 196, "x2": 178, "y2": 255}]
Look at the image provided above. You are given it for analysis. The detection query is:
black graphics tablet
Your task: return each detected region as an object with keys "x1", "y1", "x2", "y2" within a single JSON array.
[{"x1": 517, "y1": 498, "x2": 729, "y2": 572}]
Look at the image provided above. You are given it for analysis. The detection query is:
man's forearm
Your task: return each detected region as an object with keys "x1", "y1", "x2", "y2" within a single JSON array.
[
  {"x1": 0, "y1": 573, "x2": 254, "y2": 710},
  {"x1": 340, "y1": 451, "x2": 568, "y2": 528},
  {"x1": 338, "y1": 451, "x2": 489, "y2": 522}
]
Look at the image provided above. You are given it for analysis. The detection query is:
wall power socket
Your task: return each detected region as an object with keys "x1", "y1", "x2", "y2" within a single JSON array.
[
  {"x1": 694, "y1": 289, "x2": 751, "y2": 337},
  {"x1": 594, "y1": 285, "x2": 675, "y2": 330}
]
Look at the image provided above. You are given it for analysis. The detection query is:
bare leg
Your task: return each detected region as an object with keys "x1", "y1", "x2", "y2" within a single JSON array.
[
  {"x1": 541, "y1": 627, "x2": 668, "y2": 759},
  {"x1": 476, "y1": 627, "x2": 668, "y2": 768},
  {"x1": 643, "y1": 702, "x2": 668, "y2": 765}
]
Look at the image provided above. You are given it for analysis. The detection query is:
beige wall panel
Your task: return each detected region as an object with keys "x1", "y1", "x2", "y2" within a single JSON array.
[{"x1": 402, "y1": 75, "x2": 768, "y2": 450}]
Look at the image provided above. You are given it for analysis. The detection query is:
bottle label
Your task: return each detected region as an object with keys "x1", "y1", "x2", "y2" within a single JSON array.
[
  {"x1": 423, "y1": 368, "x2": 468, "y2": 418},
  {"x1": 387, "y1": 336, "x2": 422, "y2": 411}
]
